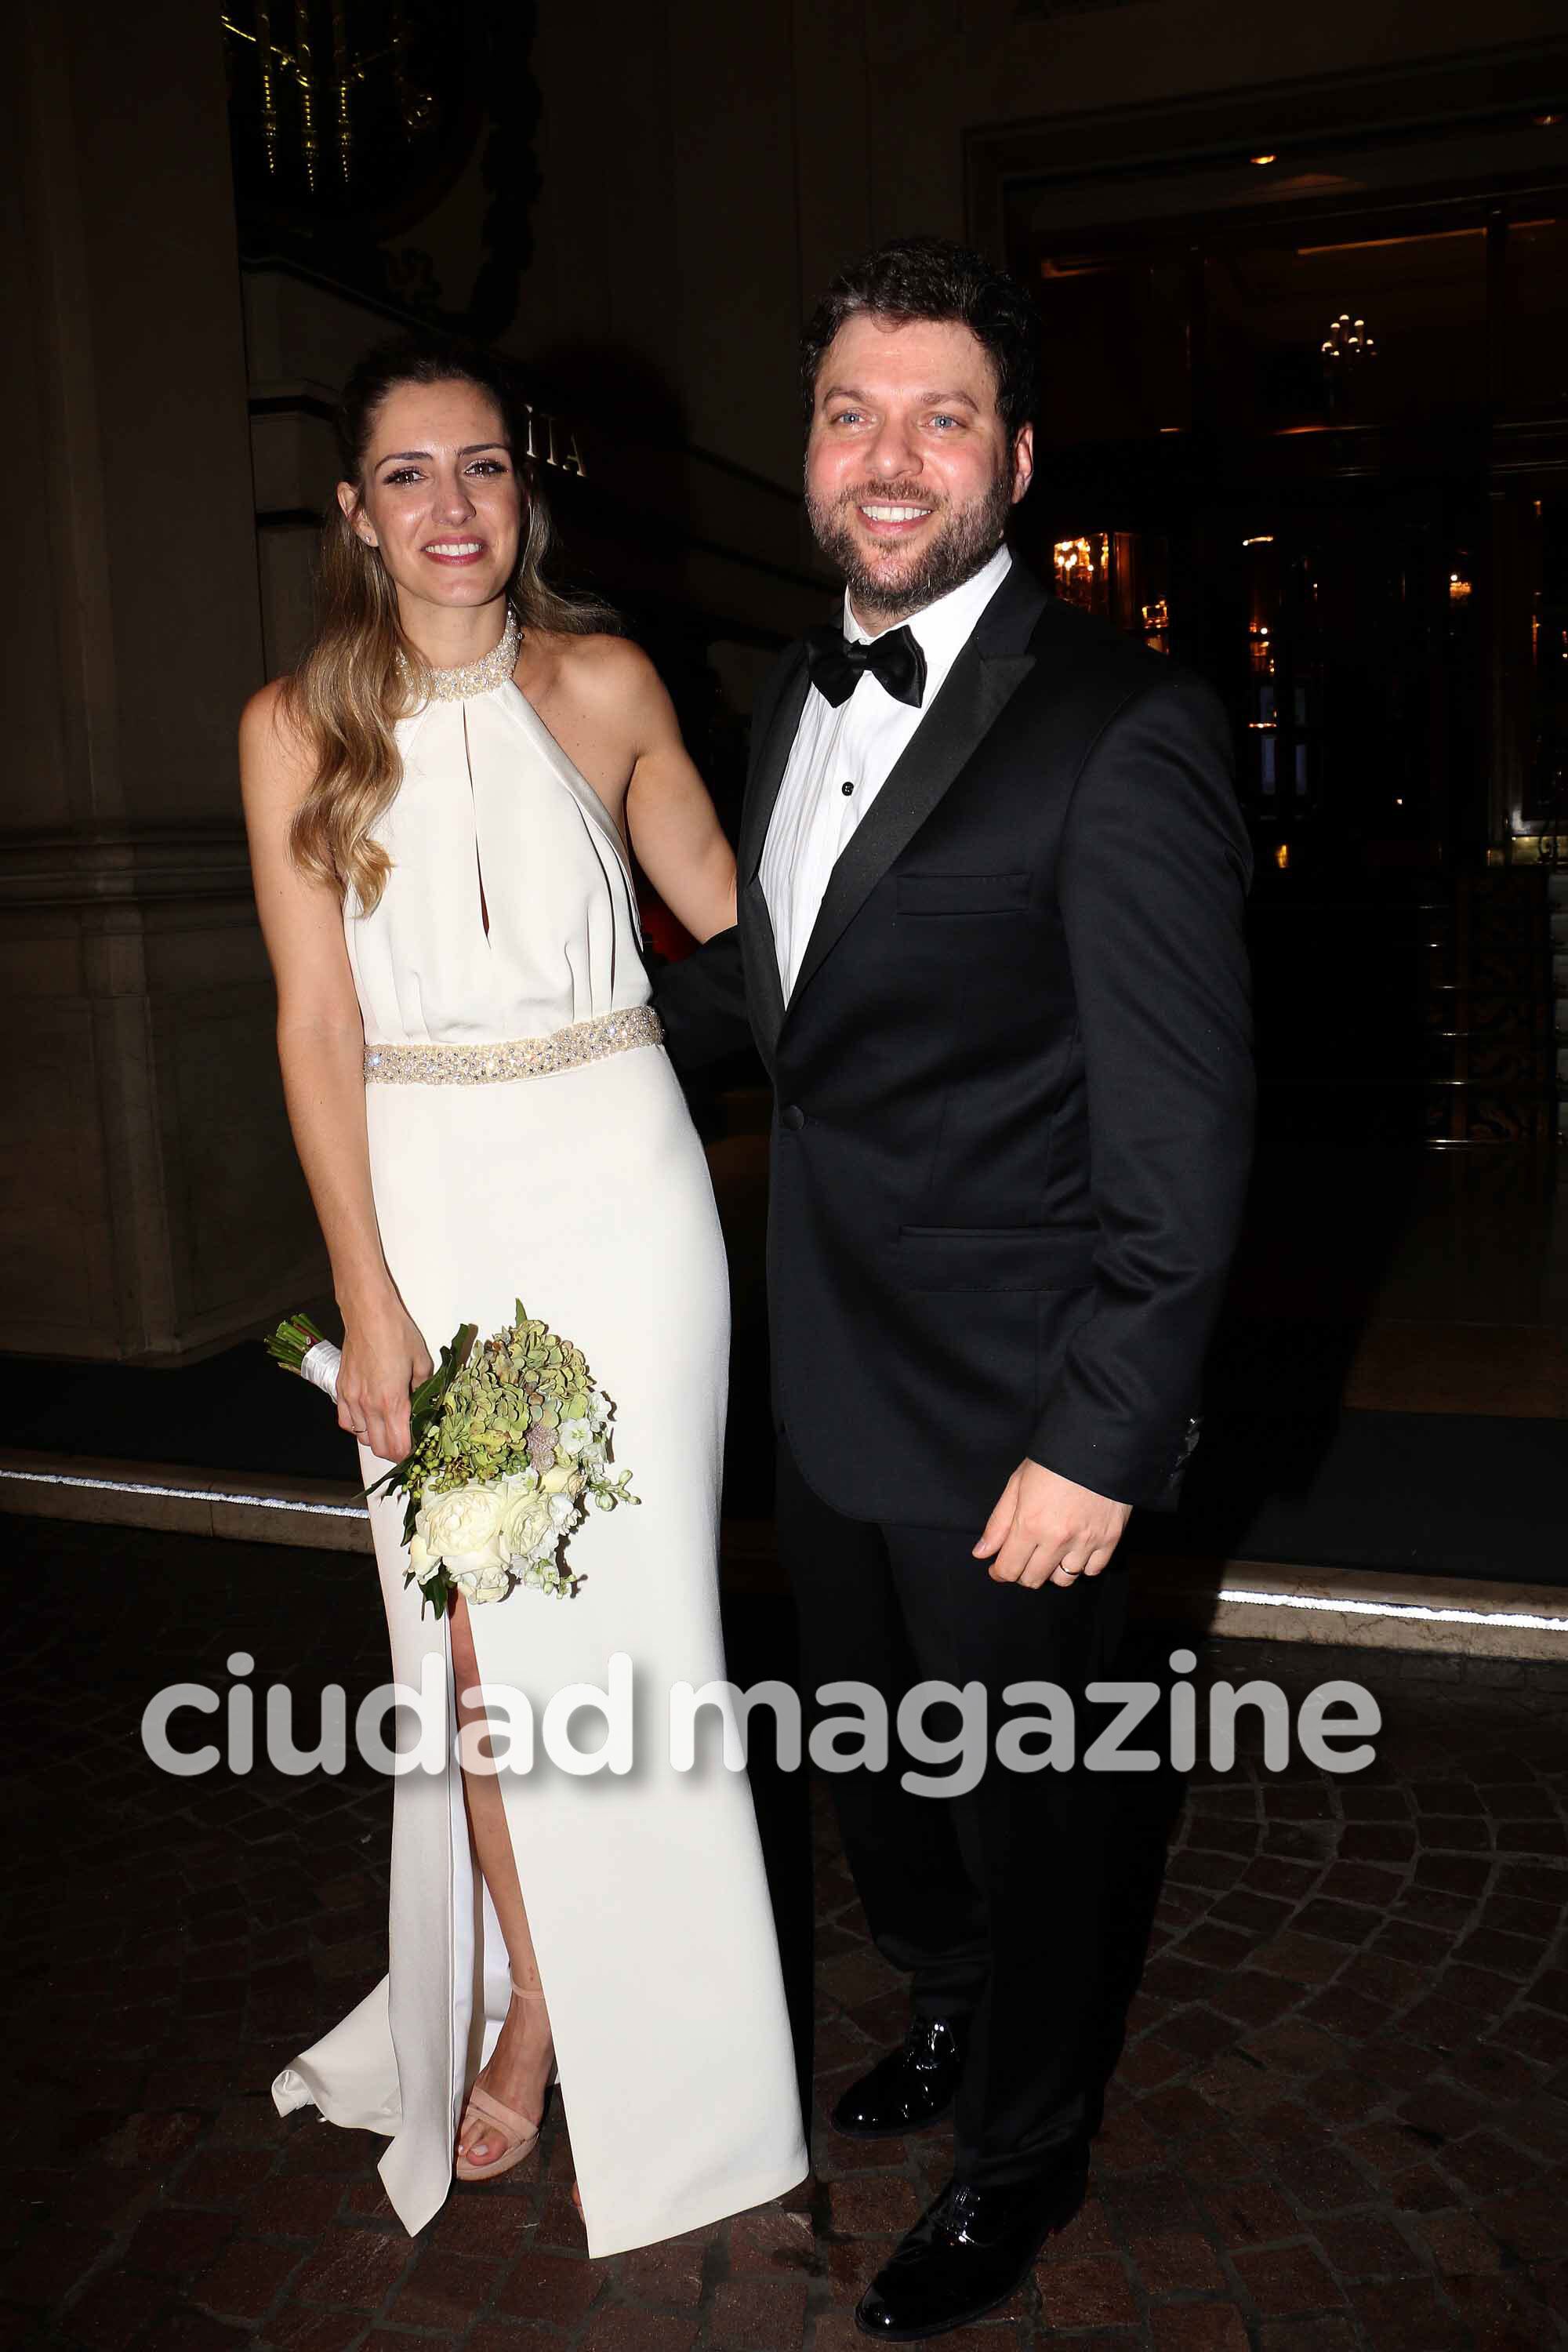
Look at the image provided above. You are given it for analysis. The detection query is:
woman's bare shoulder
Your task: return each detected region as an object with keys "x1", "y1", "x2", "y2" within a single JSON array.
[
  {"x1": 239, "y1": 675, "x2": 314, "y2": 797},
  {"x1": 536, "y1": 628, "x2": 659, "y2": 703}
]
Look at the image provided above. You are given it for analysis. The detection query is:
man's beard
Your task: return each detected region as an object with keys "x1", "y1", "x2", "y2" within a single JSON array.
[{"x1": 806, "y1": 474, "x2": 1012, "y2": 622}]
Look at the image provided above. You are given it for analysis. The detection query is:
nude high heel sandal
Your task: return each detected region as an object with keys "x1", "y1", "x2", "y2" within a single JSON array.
[{"x1": 455, "y1": 1983, "x2": 550, "y2": 2184}]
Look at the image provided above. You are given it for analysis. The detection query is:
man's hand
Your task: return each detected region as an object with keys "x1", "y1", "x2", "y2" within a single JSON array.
[{"x1": 973, "y1": 1458, "x2": 1131, "y2": 1591}]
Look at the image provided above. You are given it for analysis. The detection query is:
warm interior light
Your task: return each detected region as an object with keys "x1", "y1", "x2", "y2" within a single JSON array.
[
  {"x1": 1053, "y1": 536, "x2": 1109, "y2": 608},
  {"x1": 1250, "y1": 153, "x2": 1277, "y2": 166},
  {"x1": 1300, "y1": 220, "x2": 1552, "y2": 260},
  {"x1": 1242, "y1": 535, "x2": 1276, "y2": 547},
  {"x1": 1274, "y1": 844, "x2": 1290, "y2": 870},
  {"x1": 1296, "y1": 224, "x2": 1540, "y2": 255}
]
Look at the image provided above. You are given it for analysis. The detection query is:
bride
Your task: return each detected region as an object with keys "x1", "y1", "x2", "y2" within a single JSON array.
[{"x1": 240, "y1": 336, "x2": 806, "y2": 2252}]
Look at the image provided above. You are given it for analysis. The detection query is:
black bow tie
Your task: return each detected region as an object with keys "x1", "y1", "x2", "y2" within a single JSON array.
[{"x1": 804, "y1": 622, "x2": 927, "y2": 711}]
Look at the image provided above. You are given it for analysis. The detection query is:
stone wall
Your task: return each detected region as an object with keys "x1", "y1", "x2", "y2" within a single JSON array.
[{"x1": 3, "y1": 0, "x2": 317, "y2": 1362}]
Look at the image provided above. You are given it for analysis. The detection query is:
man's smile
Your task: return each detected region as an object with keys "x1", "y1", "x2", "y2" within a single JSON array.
[{"x1": 857, "y1": 501, "x2": 935, "y2": 535}]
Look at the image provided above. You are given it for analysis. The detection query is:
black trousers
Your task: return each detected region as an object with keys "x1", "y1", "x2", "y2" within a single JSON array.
[{"x1": 777, "y1": 1432, "x2": 1128, "y2": 2187}]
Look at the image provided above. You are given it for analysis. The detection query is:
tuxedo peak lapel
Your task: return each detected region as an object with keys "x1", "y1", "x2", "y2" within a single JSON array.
[
  {"x1": 741, "y1": 873, "x2": 787, "y2": 1066},
  {"x1": 784, "y1": 562, "x2": 1049, "y2": 1013},
  {"x1": 970, "y1": 557, "x2": 1051, "y2": 659},
  {"x1": 734, "y1": 646, "x2": 810, "y2": 1065},
  {"x1": 739, "y1": 648, "x2": 811, "y2": 884}
]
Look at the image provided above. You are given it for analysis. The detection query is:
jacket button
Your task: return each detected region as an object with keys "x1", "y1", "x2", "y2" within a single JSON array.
[{"x1": 781, "y1": 1104, "x2": 806, "y2": 1131}]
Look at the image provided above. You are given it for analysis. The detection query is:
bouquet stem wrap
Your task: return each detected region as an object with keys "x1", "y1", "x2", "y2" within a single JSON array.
[
  {"x1": 300, "y1": 1341, "x2": 343, "y2": 1400},
  {"x1": 266, "y1": 1314, "x2": 341, "y2": 1398}
]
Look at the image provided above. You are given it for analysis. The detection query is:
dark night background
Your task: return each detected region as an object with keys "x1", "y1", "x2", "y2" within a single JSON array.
[{"x1": 2, "y1": 5, "x2": 1566, "y2": 2349}]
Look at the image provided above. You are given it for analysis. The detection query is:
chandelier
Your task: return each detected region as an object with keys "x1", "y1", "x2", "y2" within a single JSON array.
[
  {"x1": 1321, "y1": 313, "x2": 1377, "y2": 369},
  {"x1": 1053, "y1": 534, "x2": 1108, "y2": 609},
  {"x1": 221, "y1": 2, "x2": 441, "y2": 201}
]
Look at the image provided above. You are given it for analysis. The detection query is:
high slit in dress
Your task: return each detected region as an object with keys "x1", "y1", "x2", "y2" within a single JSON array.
[{"x1": 271, "y1": 664, "x2": 808, "y2": 2256}]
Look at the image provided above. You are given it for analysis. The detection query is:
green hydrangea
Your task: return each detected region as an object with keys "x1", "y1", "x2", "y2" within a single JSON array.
[{"x1": 355, "y1": 1302, "x2": 634, "y2": 1617}]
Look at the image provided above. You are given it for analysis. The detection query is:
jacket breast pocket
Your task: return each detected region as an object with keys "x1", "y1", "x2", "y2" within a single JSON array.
[
  {"x1": 894, "y1": 1225, "x2": 1098, "y2": 1292},
  {"x1": 895, "y1": 873, "x2": 1031, "y2": 918}
]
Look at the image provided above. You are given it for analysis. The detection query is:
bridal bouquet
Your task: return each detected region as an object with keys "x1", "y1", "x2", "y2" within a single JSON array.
[{"x1": 267, "y1": 1305, "x2": 637, "y2": 1616}]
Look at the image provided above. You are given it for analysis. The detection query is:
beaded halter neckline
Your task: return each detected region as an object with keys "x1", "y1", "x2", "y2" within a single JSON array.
[{"x1": 401, "y1": 604, "x2": 522, "y2": 704}]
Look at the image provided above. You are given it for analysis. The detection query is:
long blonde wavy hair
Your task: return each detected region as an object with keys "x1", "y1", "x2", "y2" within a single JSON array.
[{"x1": 285, "y1": 337, "x2": 613, "y2": 912}]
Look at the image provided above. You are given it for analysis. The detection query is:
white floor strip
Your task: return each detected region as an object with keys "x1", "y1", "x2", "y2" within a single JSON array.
[
  {"x1": 5, "y1": 1462, "x2": 1566, "y2": 1651},
  {"x1": 1219, "y1": 1585, "x2": 1566, "y2": 1633},
  {"x1": 0, "y1": 1465, "x2": 362, "y2": 1519}
]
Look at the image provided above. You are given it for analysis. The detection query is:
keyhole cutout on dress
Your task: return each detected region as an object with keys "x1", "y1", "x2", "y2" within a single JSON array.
[{"x1": 461, "y1": 707, "x2": 491, "y2": 942}]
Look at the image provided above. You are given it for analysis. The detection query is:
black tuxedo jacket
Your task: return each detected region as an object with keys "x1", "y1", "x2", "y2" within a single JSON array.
[{"x1": 655, "y1": 560, "x2": 1254, "y2": 1530}]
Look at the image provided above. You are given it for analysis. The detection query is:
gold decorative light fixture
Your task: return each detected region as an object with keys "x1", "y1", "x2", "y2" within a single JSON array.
[
  {"x1": 1053, "y1": 534, "x2": 1109, "y2": 612},
  {"x1": 222, "y1": 1, "x2": 438, "y2": 198},
  {"x1": 1321, "y1": 313, "x2": 1377, "y2": 368},
  {"x1": 221, "y1": 0, "x2": 541, "y2": 343}
]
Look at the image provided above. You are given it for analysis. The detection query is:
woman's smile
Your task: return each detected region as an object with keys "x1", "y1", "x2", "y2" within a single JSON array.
[{"x1": 421, "y1": 537, "x2": 487, "y2": 565}]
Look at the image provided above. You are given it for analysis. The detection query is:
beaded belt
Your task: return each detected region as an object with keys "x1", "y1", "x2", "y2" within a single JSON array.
[{"x1": 364, "y1": 1005, "x2": 663, "y2": 1086}]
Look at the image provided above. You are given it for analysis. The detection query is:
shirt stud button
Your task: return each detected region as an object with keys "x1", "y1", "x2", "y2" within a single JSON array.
[{"x1": 841, "y1": 779, "x2": 855, "y2": 796}]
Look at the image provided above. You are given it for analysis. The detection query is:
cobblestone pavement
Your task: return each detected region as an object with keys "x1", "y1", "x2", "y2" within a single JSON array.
[{"x1": 2, "y1": 1518, "x2": 1566, "y2": 2352}]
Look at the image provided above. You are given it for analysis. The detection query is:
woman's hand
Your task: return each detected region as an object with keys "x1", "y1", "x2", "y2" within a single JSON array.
[{"x1": 336, "y1": 1291, "x2": 434, "y2": 1464}]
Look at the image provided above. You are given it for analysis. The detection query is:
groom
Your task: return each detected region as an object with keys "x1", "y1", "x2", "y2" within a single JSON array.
[{"x1": 657, "y1": 235, "x2": 1253, "y2": 2339}]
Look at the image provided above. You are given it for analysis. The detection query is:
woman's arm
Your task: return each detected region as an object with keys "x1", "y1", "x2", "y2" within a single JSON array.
[
  {"x1": 587, "y1": 642, "x2": 738, "y2": 942},
  {"x1": 239, "y1": 682, "x2": 432, "y2": 1461}
]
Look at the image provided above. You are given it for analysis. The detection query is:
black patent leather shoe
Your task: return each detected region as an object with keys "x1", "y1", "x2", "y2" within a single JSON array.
[
  {"x1": 831, "y1": 2015, "x2": 967, "y2": 2140},
  {"x1": 855, "y1": 2169, "x2": 1087, "y2": 2340}
]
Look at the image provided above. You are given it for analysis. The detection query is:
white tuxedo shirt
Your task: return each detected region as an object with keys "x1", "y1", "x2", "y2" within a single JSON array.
[{"x1": 760, "y1": 543, "x2": 1013, "y2": 999}]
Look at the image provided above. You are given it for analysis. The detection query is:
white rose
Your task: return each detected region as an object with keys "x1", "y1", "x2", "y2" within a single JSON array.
[
  {"x1": 452, "y1": 1560, "x2": 510, "y2": 1605},
  {"x1": 558, "y1": 1418, "x2": 593, "y2": 1457},
  {"x1": 541, "y1": 1463, "x2": 574, "y2": 1495},
  {"x1": 418, "y1": 1483, "x2": 504, "y2": 1563},
  {"x1": 497, "y1": 1485, "x2": 554, "y2": 1566},
  {"x1": 407, "y1": 1530, "x2": 439, "y2": 1585}
]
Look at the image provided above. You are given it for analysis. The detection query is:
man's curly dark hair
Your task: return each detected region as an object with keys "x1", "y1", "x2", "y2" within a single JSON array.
[{"x1": 800, "y1": 234, "x2": 1042, "y2": 440}]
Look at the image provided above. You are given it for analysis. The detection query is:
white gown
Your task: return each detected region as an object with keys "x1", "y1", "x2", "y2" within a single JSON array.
[{"x1": 271, "y1": 667, "x2": 808, "y2": 2255}]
